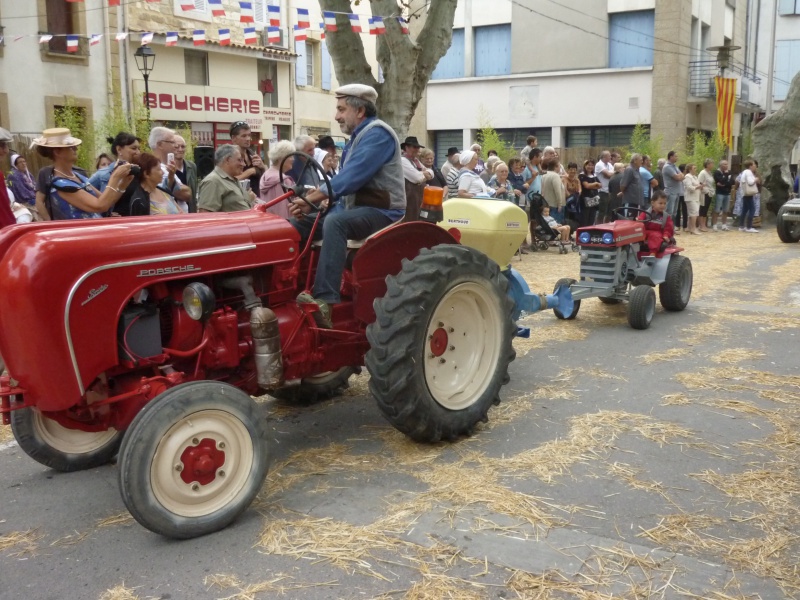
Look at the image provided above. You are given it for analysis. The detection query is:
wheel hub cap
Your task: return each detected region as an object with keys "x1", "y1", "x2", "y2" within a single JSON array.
[
  {"x1": 179, "y1": 438, "x2": 225, "y2": 486},
  {"x1": 429, "y1": 327, "x2": 449, "y2": 358}
]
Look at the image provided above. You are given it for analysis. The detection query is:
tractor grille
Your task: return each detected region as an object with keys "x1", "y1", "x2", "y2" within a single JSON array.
[{"x1": 579, "y1": 248, "x2": 620, "y2": 285}]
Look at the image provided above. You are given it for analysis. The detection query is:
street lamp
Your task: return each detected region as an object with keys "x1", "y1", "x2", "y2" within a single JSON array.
[{"x1": 134, "y1": 45, "x2": 156, "y2": 123}]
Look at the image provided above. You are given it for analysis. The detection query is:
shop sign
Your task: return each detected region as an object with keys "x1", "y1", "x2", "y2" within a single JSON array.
[{"x1": 263, "y1": 107, "x2": 293, "y2": 125}]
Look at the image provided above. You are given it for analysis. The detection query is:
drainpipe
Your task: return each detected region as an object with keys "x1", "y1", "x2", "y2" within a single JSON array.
[
  {"x1": 102, "y1": 2, "x2": 113, "y2": 108},
  {"x1": 765, "y1": 0, "x2": 778, "y2": 116},
  {"x1": 119, "y1": 6, "x2": 131, "y2": 116},
  {"x1": 288, "y1": 0, "x2": 297, "y2": 138}
]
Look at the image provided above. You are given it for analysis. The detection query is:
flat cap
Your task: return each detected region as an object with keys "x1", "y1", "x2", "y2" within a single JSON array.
[
  {"x1": 335, "y1": 83, "x2": 378, "y2": 104},
  {"x1": 0, "y1": 127, "x2": 12, "y2": 143}
]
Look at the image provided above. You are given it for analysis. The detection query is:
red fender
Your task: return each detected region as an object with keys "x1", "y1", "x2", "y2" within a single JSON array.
[{"x1": 350, "y1": 222, "x2": 458, "y2": 324}]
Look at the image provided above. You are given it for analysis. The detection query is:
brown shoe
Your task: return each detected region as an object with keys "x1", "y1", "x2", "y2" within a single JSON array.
[{"x1": 297, "y1": 292, "x2": 332, "y2": 329}]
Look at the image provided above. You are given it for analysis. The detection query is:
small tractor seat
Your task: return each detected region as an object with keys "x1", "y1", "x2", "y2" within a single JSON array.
[{"x1": 311, "y1": 220, "x2": 402, "y2": 249}]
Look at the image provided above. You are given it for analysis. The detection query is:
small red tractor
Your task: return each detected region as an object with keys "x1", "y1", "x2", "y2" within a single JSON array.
[
  {"x1": 0, "y1": 155, "x2": 571, "y2": 539},
  {"x1": 553, "y1": 208, "x2": 693, "y2": 329}
]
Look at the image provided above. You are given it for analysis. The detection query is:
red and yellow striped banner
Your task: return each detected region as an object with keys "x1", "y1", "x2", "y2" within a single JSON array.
[{"x1": 715, "y1": 76, "x2": 737, "y2": 147}]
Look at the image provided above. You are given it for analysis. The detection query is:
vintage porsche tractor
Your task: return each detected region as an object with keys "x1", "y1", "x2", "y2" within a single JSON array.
[
  {"x1": 553, "y1": 208, "x2": 693, "y2": 330},
  {"x1": 0, "y1": 156, "x2": 571, "y2": 539},
  {"x1": 776, "y1": 197, "x2": 800, "y2": 243}
]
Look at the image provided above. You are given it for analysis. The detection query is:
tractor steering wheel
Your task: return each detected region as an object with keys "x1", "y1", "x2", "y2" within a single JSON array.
[
  {"x1": 279, "y1": 152, "x2": 335, "y2": 215},
  {"x1": 612, "y1": 206, "x2": 653, "y2": 223}
]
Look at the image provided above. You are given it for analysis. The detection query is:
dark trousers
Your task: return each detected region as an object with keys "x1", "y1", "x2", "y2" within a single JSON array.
[
  {"x1": 675, "y1": 196, "x2": 688, "y2": 229},
  {"x1": 741, "y1": 196, "x2": 756, "y2": 229}
]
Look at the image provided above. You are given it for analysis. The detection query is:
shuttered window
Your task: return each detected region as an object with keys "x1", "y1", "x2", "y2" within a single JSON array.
[
  {"x1": 432, "y1": 29, "x2": 464, "y2": 80},
  {"x1": 184, "y1": 49, "x2": 208, "y2": 86},
  {"x1": 435, "y1": 130, "x2": 463, "y2": 168},
  {"x1": 321, "y1": 41, "x2": 331, "y2": 91},
  {"x1": 778, "y1": 0, "x2": 800, "y2": 15},
  {"x1": 775, "y1": 40, "x2": 800, "y2": 101},
  {"x1": 295, "y1": 41, "x2": 307, "y2": 86},
  {"x1": 474, "y1": 25, "x2": 511, "y2": 77},
  {"x1": 608, "y1": 10, "x2": 655, "y2": 68}
]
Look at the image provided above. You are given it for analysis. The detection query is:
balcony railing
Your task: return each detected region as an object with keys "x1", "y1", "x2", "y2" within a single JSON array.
[{"x1": 689, "y1": 59, "x2": 761, "y2": 98}]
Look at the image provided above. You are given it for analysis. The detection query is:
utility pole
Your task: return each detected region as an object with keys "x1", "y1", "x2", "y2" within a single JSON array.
[{"x1": 765, "y1": 0, "x2": 778, "y2": 116}]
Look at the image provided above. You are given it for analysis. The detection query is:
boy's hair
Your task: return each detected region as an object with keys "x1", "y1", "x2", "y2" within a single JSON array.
[
  {"x1": 651, "y1": 190, "x2": 667, "y2": 202},
  {"x1": 567, "y1": 162, "x2": 578, "y2": 170},
  {"x1": 508, "y1": 157, "x2": 522, "y2": 169}
]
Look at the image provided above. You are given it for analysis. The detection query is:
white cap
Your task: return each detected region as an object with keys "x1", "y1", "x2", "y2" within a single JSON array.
[
  {"x1": 334, "y1": 83, "x2": 378, "y2": 104},
  {"x1": 459, "y1": 150, "x2": 476, "y2": 166},
  {"x1": 0, "y1": 127, "x2": 11, "y2": 143}
]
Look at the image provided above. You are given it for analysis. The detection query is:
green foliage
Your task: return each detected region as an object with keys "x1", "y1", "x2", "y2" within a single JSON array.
[
  {"x1": 476, "y1": 106, "x2": 516, "y2": 163},
  {"x1": 94, "y1": 90, "x2": 151, "y2": 155},
  {"x1": 54, "y1": 101, "x2": 93, "y2": 172},
  {"x1": 740, "y1": 124, "x2": 754, "y2": 159},
  {"x1": 682, "y1": 130, "x2": 726, "y2": 170},
  {"x1": 172, "y1": 123, "x2": 197, "y2": 162},
  {"x1": 625, "y1": 122, "x2": 663, "y2": 166}
]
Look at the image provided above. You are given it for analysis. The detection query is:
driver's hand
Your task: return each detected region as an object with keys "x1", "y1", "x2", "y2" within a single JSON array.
[{"x1": 289, "y1": 198, "x2": 310, "y2": 219}]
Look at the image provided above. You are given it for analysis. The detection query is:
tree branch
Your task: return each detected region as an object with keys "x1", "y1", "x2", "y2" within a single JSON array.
[{"x1": 318, "y1": 0, "x2": 378, "y2": 89}]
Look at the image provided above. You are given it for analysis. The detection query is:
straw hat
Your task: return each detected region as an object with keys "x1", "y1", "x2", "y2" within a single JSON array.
[{"x1": 31, "y1": 128, "x2": 82, "y2": 148}]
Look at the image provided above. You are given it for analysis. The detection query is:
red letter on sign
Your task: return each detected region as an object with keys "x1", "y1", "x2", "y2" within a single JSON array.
[
  {"x1": 230, "y1": 99, "x2": 243, "y2": 112},
  {"x1": 248, "y1": 100, "x2": 260, "y2": 114},
  {"x1": 217, "y1": 97, "x2": 229, "y2": 112},
  {"x1": 159, "y1": 94, "x2": 173, "y2": 110},
  {"x1": 204, "y1": 96, "x2": 216, "y2": 111},
  {"x1": 175, "y1": 95, "x2": 188, "y2": 111},
  {"x1": 145, "y1": 93, "x2": 157, "y2": 109},
  {"x1": 189, "y1": 96, "x2": 202, "y2": 111}
]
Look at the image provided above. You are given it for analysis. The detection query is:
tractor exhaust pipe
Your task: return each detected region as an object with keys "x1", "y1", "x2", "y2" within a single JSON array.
[{"x1": 250, "y1": 307, "x2": 283, "y2": 388}]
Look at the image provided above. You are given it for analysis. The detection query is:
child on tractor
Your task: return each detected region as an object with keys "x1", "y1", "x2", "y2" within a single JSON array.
[{"x1": 638, "y1": 190, "x2": 675, "y2": 254}]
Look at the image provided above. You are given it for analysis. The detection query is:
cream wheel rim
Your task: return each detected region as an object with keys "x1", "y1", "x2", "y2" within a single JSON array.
[
  {"x1": 424, "y1": 281, "x2": 502, "y2": 410},
  {"x1": 151, "y1": 409, "x2": 254, "y2": 518},
  {"x1": 32, "y1": 410, "x2": 118, "y2": 454}
]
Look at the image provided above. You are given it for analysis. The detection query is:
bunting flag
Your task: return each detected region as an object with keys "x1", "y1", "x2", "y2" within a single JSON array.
[
  {"x1": 239, "y1": 1, "x2": 254, "y2": 23},
  {"x1": 193, "y1": 29, "x2": 206, "y2": 46},
  {"x1": 90, "y1": 34, "x2": 102, "y2": 46},
  {"x1": 209, "y1": 0, "x2": 225, "y2": 16},
  {"x1": 267, "y1": 26, "x2": 280, "y2": 44},
  {"x1": 66, "y1": 35, "x2": 79, "y2": 52},
  {"x1": 715, "y1": 77, "x2": 737, "y2": 147},
  {"x1": 108, "y1": 0, "x2": 120, "y2": 5},
  {"x1": 296, "y1": 8, "x2": 310, "y2": 29},
  {"x1": 165, "y1": 31, "x2": 178, "y2": 46},
  {"x1": 319, "y1": 23, "x2": 325, "y2": 40},
  {"x1": 349, "y1": 14, "x2": 362, "y2": 33},
  {"x1": 374, "y1": 16, "x2": 386, "y2": 34},
  {"x1": 293, "y1": 25, "x2": 307, "y2": 42},
  {"x1": 180, "y1": 2, "x2": 195, "y2": 10},
  {"x1": 368, "y1": 18, "x2": 376, "y2": 35},
  {"x1": 39, "y1": 35, "x2": 53, "y2": 44},
  {"x1": 140, "y1": 32, "x2": 154, "y2": 45},
  {"x1": 244, "y1": 27, "x2": 257, "y2": 44},
  {"x1": 398, "y1": 17, "x2": 409, "y2": 34},
  {"x1": 218, "y1": 28, "x2": 231, "y2": 45},
  {"x1": 323, "y1": 11, "x2": 337, "y2": 32},
  {"x1": 115, "y1": 32, "x2": 128, "y2": 41},
  {"x1": 66, "y1": 0, "x2": 84, "y2": 3},
  {"x1": 268, "y1": 5, "x2": 281, "y2": 26}
]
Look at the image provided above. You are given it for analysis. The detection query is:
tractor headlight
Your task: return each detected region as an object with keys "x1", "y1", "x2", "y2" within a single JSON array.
[
  {"x1": 578, "y1": 231, "x2": 591, "y2": 245},
  {"x1": 602, "y1": 232, "x2": 615, "y2": 245},
  {"x1": 182, "y1": 283, "x2": 216, "y2": 321}
]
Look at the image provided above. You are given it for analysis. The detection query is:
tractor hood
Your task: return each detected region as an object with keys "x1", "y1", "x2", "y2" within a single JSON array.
[{"x1": 0, "y1": 210, "x2": 299, "y2": 408}]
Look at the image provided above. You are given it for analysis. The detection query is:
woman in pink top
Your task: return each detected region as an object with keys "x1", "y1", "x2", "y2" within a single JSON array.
[{"x1": 259, "y1": 140, "x2": 297, "y2": 219}]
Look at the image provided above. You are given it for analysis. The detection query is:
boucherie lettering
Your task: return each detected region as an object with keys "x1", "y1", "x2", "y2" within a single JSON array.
[{"x1": 145, "y1": 93, "x2": 260, "y2": 115}]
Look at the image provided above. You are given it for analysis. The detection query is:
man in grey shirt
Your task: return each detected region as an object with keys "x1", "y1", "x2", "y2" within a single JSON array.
[
  {"x1": 619, "y1": 153, "x2": 644, "y2": 217},
  {"x1": 662, "y1": 150, "x2": 685, "y2": 222}
]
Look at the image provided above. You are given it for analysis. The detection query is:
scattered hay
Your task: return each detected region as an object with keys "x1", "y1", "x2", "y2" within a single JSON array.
[
  {"x1": 0, "y1": 424, "x2": 13, "y2": 445},
  {"x1": 206, "y1": 573, "x2": 339, "y2": 600},
  {"x1": 710, "y1": 348, "x2": 765, "y2": 364},
  {"x1": 705, "y1": 399, "x2": 774, "y2": 418},
  {"x1": 637, "y1": 513, "x2": 726, "y2": 548},
  {"x1": 760, "y1": 257, "x2": 800, "y2": 307},
  {"x1": 98, "y1": 585, "x2": 141, "y2": 600},
  {"x1": 372, "y1": 428, "x2": 450, "y2": 467},
  {"x1": 95, "y1": 512, "x2": 134, "y2": 528},
  {"x1": 0, "y1": 529, "x2": 41, "y2": 555},
  {"x1": 641, "y1": 347, "x2": 692, "y2": 365},
  {"x1": 204, "y1": 574, "x2": 242, "y2": 590},
  {"x1": 50, "y1": 530, "x2": 90, "y2": 547},
  {"x1": 661, "y1": 393, "x2": 692, "y2": 406},
  {"x1": 404, "y1": 568, "x2": 488, "y2": 600},
  {"x1": 691, "y1": 467, "x2": 800, "y2": 513},
  {"x1": 605, "y1": 462, "x2": 670, "y2": 500}
]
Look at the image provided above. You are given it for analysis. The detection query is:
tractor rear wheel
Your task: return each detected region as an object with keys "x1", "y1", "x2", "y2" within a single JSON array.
[
  {"x1": 658, "y1": 255, "x2": 693, "y2": 311},
  {"x1": 11, "y1": 408, "x2": 122, "y2": 472},
  {"x1": 777, "y1": 205, "x2": 800, "y2": 243},
  {"x1": 553, "y1": 278, "x2": 581, "y2": 319},
  {"x1": 271, "y1": 367, "x2": 357, "y2": 403},
  {"x1": 628, "y1": 285, "x2": 656, "y2": 330},
  {"x1": 118, "y1": 381, "x2": 269, "y2": 539},
  {"x1": 366, "y1": 245, "x2": 515, "y2": 443}
]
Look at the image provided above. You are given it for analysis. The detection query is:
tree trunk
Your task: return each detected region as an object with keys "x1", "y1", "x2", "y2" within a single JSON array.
[
  {"x1": 753, "y1": 70, "x2": 800, "y2": 214},
  {"x1": 318, "y1": 0, "x2": 457, "y2": 138}
]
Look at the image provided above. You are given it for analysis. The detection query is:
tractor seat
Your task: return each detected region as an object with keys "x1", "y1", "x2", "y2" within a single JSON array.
[{"x1": 310, "y1": 220, "x2": 402, "y2": 249}]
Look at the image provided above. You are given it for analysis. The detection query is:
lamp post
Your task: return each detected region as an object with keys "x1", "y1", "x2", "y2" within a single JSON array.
[{"x1": 134, "y1": 45, "x2": 156, "y2": 124}]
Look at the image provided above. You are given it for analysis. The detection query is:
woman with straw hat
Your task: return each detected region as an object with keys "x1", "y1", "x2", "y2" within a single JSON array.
[{"x1": 32, "y1": 128, "x2": 133, "y2": 220}]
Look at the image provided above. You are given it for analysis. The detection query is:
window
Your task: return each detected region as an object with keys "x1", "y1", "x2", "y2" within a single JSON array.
[
  {"x1": 435, "y1": 130, "x2": 462, "y2": 168},
  {"x1": 306, "y1": 41, "x2": 315, "y2": 87},
  {"x1": 296, "y1": 40, "x2": 320, "y2": 88},
  {"x1": 495, "y1": 128, "x2": 552, "y2": 150},
  {"x1": 321, "y1": 41, "x2": 331, "y2": 91},
  {"x1": 432, "y1": 29, "x2": 464, "y2": 80},
  {"x1": 566, "y1": 126, "x2": 638, "y2": 148},
  {"x1": 608, "y1": 10, "x2": 655, "y2": 68},
  {"x1": 258, "y1": 60, "x2": 279, "y2": 107},
  {"x1": 779, "y1": 0, "x2": 800, "y2": 15},
  {"x1": 474, "y1": 25, "x2": 511, "y2": 77},
  {"x1": 45, "y1": 0, "x2": 80, "y2": 55},
  {"x1": 172, "y1": 0, "x2": 211, "y2": 22},
  {"x1": 254, "y1": 0, "x2": 280, "y2": 26},
  {"x1": 295, "y1": 41, "x2": 307, "y2": 85},
  {"x1": 184, "y1": 49, "x2": 208, "y2": 86},
  {"x1": 775, "y1": 40, "x2": 800, "y2": 101}
]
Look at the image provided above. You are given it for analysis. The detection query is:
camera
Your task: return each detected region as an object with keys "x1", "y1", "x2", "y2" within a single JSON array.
[{"x1": 129, "y1": 165, "x2": 141, "y2": 176}]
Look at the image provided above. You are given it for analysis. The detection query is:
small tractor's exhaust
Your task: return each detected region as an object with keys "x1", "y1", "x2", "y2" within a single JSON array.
[{"x1": 250, "y1": 307, "x2": 283, "y2": 388}]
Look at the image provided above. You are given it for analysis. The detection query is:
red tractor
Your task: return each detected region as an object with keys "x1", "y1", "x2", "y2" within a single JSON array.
[{"x1": 0, "y1": 155, "x2": 571, "y2": 539}]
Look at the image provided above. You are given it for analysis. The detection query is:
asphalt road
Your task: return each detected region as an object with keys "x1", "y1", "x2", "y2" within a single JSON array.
[{"x1": 1, "y1": 227, "x2": 799, "y2": 600}]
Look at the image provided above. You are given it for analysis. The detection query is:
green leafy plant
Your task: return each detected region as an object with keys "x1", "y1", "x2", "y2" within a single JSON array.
[
  {"x1": 682, "y1": 130, "x2": 726, "y2": 170},
  {"x1": 476, "y1": 105, "x2": 516, "y2": 163},
  {"x1": 54, "y1": 101, "x2": 93, "y2": 172},
  {"x1": 740, "y1": 123, "x2": 754, "y2": 159},
  {"x1": 625, "y1": 122, "x2": 663, "y2": 168},
  {"x1": 94, "y1": 89, "x2": 151, "y2": 155}
]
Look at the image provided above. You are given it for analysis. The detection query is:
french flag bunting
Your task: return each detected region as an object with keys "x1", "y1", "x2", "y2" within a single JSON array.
[
  {"x1": 296, "y1": 8, "x2": 310, "y2": 29},
  {"x1": 349, "y1": 14, "x2": 361, "y2": 33},
  {"x1": 368, "y1": 18, "x2": 376, "y2": 35},
  {"x1": 66, "y1": 35, "x2": 79, "y2": 52},
  {"x1": 115, "y1": 32, "x2": 128, "y2": 41},
  {"x1": 108, "y1": 0, "x2": 120, "y2": 5},
  {"x1": 244, "y1": 27, "x2": 258, "y2": 45},
  {"x1": 39, "y1": 34, "x2": 53, "y2": 44},
  {"x1": 165, "y1": 31, "x2": 178, "y2": 46},
  {"x1": 397, "y1": 17, "x2": 409, "y2": 34},
  {"x1": 239, "y1": 1, "x2": 254, "y2": 23},
  {"x1": 90, "y1": 34, "x2": 102, "y2": 46},
  {"x1": 193, "y1": 29, "x2": 206, "y2": 46},
  {"x1": 268, "y1": 5, "x2": 281, "y2": 26},
  {"x1": 323, "y1": 11, "x2": 337, "y2": 32},
  {"x1": 209, "y1": 0, "x2": 225, "y2": 16},
  {"x1": 293, "y1": 25, "x2": 307, "y2": 42},
  {"x1": 180, "y1": 1, "x2": 195, "y2": 10},
  {"x1": 374, "y1": 16, "x2": 386, "y2": 34},
  {"x1": 140, "y1": 32, "x2": 154, "y2": 45},
  {"x1": 319, "y1": 23, "x2": 325, "y2": 40},
  {"x1": 218, "y1": 28, "x2": 231, "y2": 46},
  {"x1": 267, "y1": 26, "x2": 280, "y2": 44}
]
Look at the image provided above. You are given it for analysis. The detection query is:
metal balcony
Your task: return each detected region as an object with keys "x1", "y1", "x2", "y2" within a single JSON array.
[{"x1": 689, "y1": 59, "x2": 761, "y2": 98}]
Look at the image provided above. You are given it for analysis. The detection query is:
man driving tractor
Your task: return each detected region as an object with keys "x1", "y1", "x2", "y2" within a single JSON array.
[{"x1": 289, "y1": 84, "x2": 407, "y2": 329}]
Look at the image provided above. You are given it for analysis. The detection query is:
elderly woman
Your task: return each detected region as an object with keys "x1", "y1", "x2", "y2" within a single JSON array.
[
  {"x1": 419, "y1": 148, "x2": 447, "y2": 188},
  {"x1": 128, "y1": 153, "x2": 185, "y2": 216},
  {"x1": 488, "y1": 161, "x2": 517, "y2": 202},
  {"x1": 33, "y1": 128, "x2": 133, "y2": 220},
  {"x1": 259, "y1": 140, "x2": 296, "y2": 219},
  {"x1": 481, "y1": 155, "x2": 500, "y2": 184},
  {"x1": 457, "y1": 150, "x2": 494, "y2": 198},
  {"x1": 8, "y1": 154, "x2": 37, "y2": 209}
]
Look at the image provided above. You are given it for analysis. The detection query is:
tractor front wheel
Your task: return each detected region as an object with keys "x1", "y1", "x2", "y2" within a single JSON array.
[
  {"x1": 118, "y1": 382, "x2": 269, "y2": 539},
  {"x1": 776, "y1": 206, "x2": 800, "y2": 243},
  {"x1": 628, "y1": 285, "x2": 656, "y2": 330},
  {"x1": 366, "y1": 245, "x2": 515, "y2": 443},
  {"x1": 11, "y1": 408, "x2": 122, "y2": 472}
]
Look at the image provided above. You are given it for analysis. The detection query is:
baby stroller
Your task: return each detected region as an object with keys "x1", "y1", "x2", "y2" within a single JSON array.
[{"x1": 528, "y1": 193, "x2": 578, "y2": 254}]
